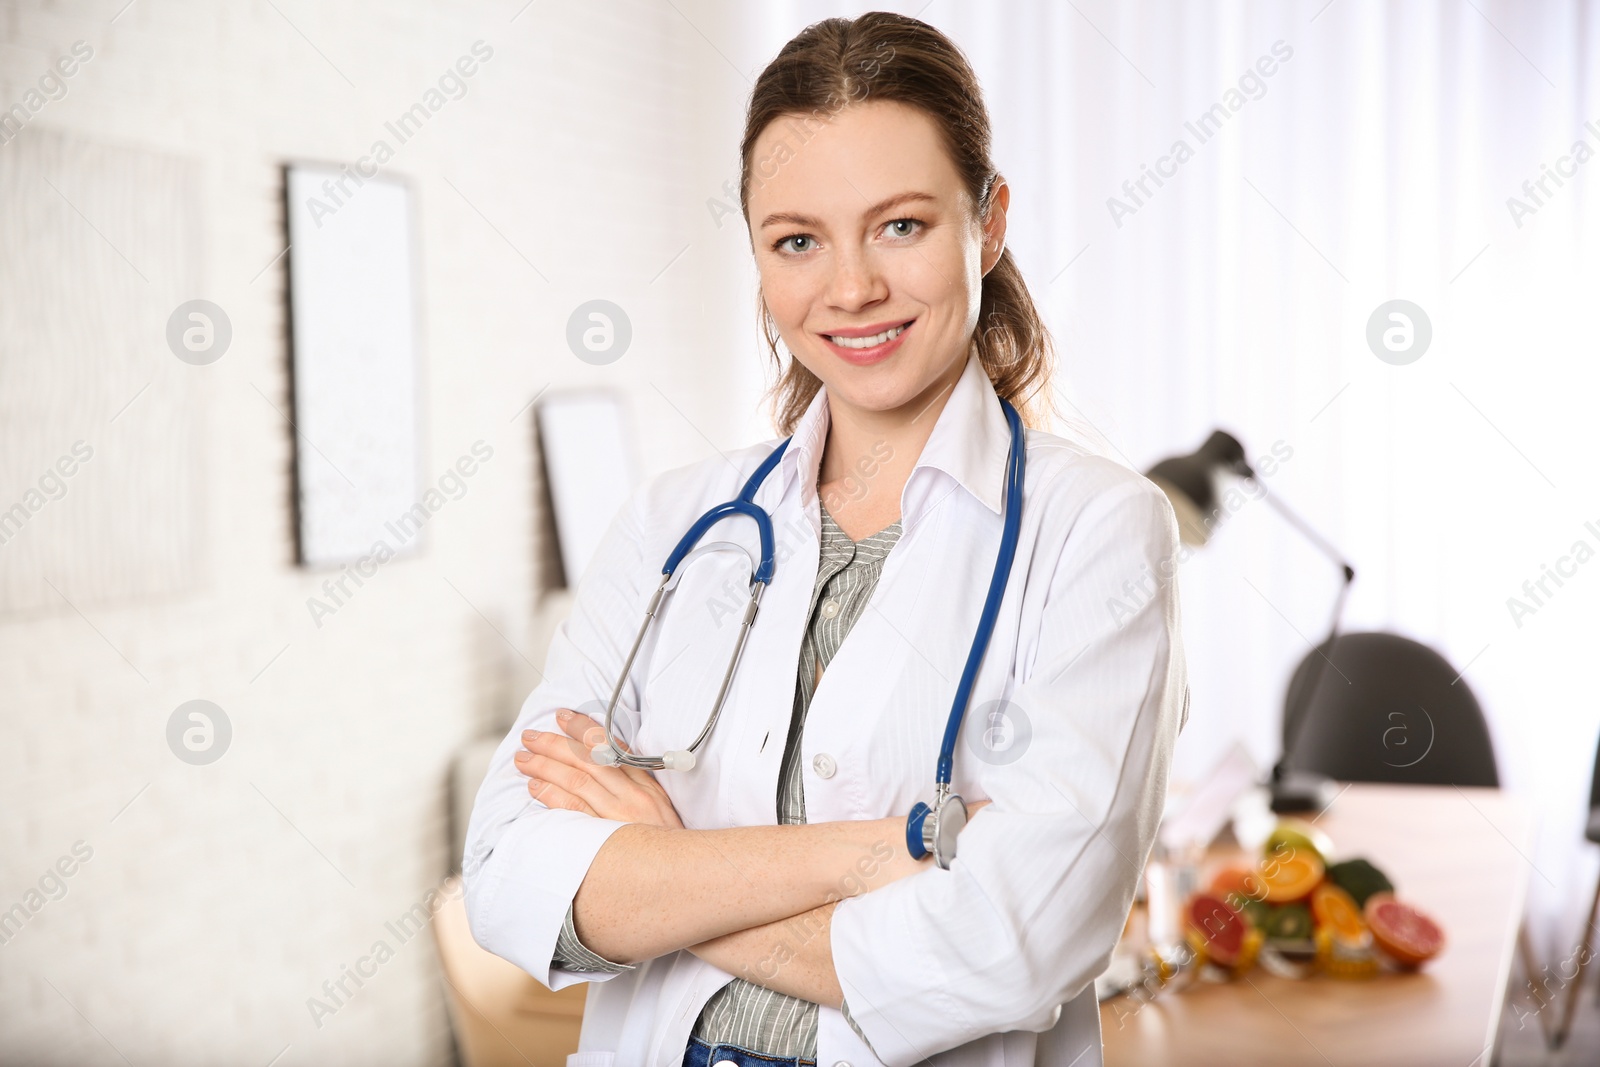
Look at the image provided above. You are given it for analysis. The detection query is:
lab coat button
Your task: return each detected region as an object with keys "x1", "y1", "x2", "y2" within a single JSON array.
[
  {"x1": 820, "y1": 597, "x2": 841, "y2": 619},
  {"x1": 812, "y1": 752, "x2": 836, "y2": 778}
]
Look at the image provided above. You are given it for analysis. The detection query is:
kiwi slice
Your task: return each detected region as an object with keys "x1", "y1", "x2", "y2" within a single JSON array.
[
  {"x1": 1264, "y1": 903, "x2": 1314, "y2": 942},
  {"x1": 1238, "y1": 898, "x2": 1271, "y2": 930}
]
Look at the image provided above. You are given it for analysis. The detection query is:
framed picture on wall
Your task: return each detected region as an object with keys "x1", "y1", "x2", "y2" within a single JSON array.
[
  {"x1": 536, "y1": 389, "x2": 639, "y2": 588},
  {"x1": 282, "y1": 163, "x2": 423, "y2": 568}
]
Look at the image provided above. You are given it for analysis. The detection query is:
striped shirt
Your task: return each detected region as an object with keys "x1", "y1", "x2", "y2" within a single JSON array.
[{"x1": 550, "y1": 504, "x2": 900, "y2": 1058}]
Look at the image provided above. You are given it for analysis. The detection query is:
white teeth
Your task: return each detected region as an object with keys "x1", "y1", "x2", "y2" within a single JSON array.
[{"x1": 827, "y1": 323, "x2": 907, "y2": 349}]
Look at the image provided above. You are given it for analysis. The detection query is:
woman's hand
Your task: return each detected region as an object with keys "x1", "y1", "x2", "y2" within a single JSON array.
[
  {"x1": 515, "y1": 709, "x2": 685, "y2": 829},
  {"x1": 515, "y1": 705, "x2": 992, "y2": 872}
]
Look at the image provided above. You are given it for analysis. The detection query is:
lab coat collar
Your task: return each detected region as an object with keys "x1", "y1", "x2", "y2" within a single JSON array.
[
  {"x1": 773, "y1": 342, "x2": 1010, "y2": 524},
  {"x1": 774, "y1": 376, "x2": 831, "y2": 524},
  {"x1": 906, "y1": 345, "x2": 1010, "y2": 517}
]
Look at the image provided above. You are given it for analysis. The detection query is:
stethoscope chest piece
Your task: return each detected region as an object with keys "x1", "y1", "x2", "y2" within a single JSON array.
[{"x1": 906, "y1": 787, "x2": 968, "y2": 870}]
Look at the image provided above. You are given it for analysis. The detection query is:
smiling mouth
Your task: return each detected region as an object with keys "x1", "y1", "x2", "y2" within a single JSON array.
[{"x1": 823, "y1": 321, "x2": 912, "y2": 348}]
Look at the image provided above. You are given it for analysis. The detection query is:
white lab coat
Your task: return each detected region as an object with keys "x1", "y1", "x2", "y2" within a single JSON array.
[{"x1": 464, "y1": 352, "x2": 1188, "y2": 1067}]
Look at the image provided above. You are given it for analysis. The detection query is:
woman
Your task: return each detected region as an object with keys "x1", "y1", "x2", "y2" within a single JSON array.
[{"x1": 464, "y1": 12, "x2": 1187, "y2": 1067}]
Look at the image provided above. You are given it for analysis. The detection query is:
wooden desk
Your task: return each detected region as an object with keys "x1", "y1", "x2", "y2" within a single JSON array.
[
  {"x1": 433, "y1": 875, "x2": 586, "y2": 1067},
  {"x1": 1101, "y1": 784, "x2": 1533, "y2": 1067}
]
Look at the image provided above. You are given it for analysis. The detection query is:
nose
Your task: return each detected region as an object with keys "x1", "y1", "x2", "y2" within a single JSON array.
[{"x1": 823, "y1": 242, "x2": 888, "y2": 312}]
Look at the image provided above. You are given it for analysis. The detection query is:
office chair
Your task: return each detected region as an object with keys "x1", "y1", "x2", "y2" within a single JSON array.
[
  {"x1": 1281, "y1": 631, "x2": 1499, "y2": 787},
  {"x1": 1281, "y1": 630, "x2": 1559, "y2": 1051},
  {"x1": 1554, "y1": 731, "x2": 1600, "y2": 1049}
]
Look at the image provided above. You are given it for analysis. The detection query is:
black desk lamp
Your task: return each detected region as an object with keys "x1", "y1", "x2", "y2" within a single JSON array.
[{"x1": 1146, "y1": 431, "x2": 1355, "y2": 814}]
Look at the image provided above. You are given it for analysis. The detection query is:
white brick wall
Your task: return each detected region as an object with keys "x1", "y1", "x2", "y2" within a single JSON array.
[{"x1": 0, "y1": 1, "x2": 766, "y2": 1063}]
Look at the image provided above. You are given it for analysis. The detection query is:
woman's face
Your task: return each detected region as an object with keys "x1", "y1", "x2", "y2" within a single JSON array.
[{"x1": 746, "y1": 99, "x2": 1008, "y2": 423}]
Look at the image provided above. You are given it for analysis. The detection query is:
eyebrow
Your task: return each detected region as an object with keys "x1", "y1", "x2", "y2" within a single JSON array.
[{"x1": 759, "y1": 191, "x2": 938, "y2": 230}]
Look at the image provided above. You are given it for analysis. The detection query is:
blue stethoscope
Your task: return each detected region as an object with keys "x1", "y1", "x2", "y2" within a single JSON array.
[{"x1": 590, "y1": 397, "x2": 1026, "y2": 869}]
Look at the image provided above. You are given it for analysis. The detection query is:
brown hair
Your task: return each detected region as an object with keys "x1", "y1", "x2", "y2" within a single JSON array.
[{"x1": 739, "y1": 11, "x2": 1057, "y2": 435}]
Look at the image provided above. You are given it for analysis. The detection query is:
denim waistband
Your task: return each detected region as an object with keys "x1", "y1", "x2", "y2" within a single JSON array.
[{"x1": 681, "y1": 1034, "x2": 817, "y2": 1067}]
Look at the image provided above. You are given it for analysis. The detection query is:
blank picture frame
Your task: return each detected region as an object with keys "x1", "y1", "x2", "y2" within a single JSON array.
[
  {"x1": 283, "y1": 163, "x2": 423, "y2": 568},
  {"x1": 536, "y1": 390, "x2": 639, "y2": 587},
  {"x1": 0, "y1": 130, "x2": 205, "y2": 614}
]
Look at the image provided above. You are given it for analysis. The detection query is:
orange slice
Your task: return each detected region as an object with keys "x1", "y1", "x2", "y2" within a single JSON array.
[
  {"x1": 1311, "y1": 882, "x2": 1369, "y2": 945},
  {"x1": 1255, "y1": 849, "x2": 1325, "y2": 903}
]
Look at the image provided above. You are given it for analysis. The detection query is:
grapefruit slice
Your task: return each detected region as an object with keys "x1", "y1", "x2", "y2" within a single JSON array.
[
  {"x1": 1185, "y1": 893, "x2": 1248, "y2": 968},
  {"x1": 1256, "y1": 849, "x2": 1325, "y2": 903},
  {"x1": 1364, "y1": 893, "x2": 1446, "y2": 967}
]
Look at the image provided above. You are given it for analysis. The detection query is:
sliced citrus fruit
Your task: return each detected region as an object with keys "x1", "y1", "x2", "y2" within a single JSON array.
[
  {"x1": 1256, "y1": 848, "x2": 1325, "y2": 903},
  {"x1": 1209, "y1": 864, "x2": 1266, "y2": 903},
  {"x1": 1265, "y1": 819, "x2": 1334, "y2": 865},
  {"x1": 1310, "y1": 882, "x2": 1369, "y2": 945},
  {"x1": 1364, "y1": 893, "x2": 1446, "y2": 967},
  {"x1": 1185, "y1": 893, "x2": 1247, "y2": 968}
]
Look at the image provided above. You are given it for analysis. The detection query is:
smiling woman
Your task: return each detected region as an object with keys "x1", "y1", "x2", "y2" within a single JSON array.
[
  {"x1": 463, "y1": 11, "x2": 1187, "y2": 1067},
  {"x1": 745, "y1": 20, "x2": 1054, "y2": 445}
]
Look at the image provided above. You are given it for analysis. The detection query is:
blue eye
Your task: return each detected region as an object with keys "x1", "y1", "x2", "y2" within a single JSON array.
[
  {"x1": 775, "y1": 234, "x2": 814, "y2": 254},
  {"x1": 885, "y1": 218, "x2": 921, "y2": 238}
]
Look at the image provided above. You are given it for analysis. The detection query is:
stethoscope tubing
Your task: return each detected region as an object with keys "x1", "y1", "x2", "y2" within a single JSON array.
[
  {"x1": 598, "y1": 439, "x2": 789, "y2": 771},
  {"x1": 595, "y1": 398, "x2": 1025, "y2": 809},
  {"x1": 935, "y1": 398, "x2": 1026, "y2": 787}
]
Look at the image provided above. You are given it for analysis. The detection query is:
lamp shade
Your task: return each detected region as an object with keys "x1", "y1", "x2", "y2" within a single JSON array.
[{"x1": 1145, "y1": 430, "x2": 1251, "y2": 547}]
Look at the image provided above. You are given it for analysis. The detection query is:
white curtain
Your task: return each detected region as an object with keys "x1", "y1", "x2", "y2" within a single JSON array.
[{"x1": 742, "y1": 0, "x2": 1600, "y2": 958}]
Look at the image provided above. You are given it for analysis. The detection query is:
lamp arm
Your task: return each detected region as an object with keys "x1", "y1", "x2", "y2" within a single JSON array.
[
  {"x1": 1245, "y1": 477, "x2": 1357, "y2": 783},
  {"x1": 1249, "y1": 478, "x2": 1357, "y2": 586}
]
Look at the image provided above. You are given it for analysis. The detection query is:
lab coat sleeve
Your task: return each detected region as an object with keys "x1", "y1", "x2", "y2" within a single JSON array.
[
  {"x1": 552, "y1": 901, "x2": 638, "y2": 973},
  {"x1": 830, "y1": 472, "x2": 1186, "y2": 1064},
  {"x1": 462, "y1": 482, "x2": 654, "y2": 991}
]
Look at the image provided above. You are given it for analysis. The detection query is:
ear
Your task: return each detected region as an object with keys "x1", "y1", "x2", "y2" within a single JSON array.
[{"x1": 980, "y1": 178, "x2": 1011, "y2": 277}]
